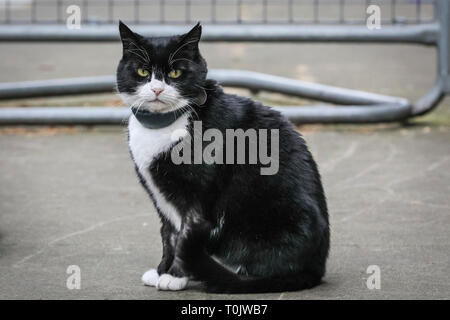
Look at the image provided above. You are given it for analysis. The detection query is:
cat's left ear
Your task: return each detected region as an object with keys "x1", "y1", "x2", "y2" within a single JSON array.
[
  {"x1": 179, "y1": 22, "x2": 202, "y2": 50},
  {"x1": 119, "y1": 20, "x2": 141, "y2": 54}
]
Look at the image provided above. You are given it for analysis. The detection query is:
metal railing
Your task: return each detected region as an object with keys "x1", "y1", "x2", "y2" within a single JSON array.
[{"x1": 0, "y1": 0, "x2": 448, "y2": 125}]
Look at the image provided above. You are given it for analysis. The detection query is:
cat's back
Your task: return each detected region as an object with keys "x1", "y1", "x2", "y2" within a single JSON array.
[{"x1": 206, "y1": 91, "x2": 295, "y2": 134}]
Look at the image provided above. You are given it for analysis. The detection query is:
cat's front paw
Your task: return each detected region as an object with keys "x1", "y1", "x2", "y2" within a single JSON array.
[
  {"x1": 157, "y1": 274, "x2": 188, "y2": 291},
  {"x1": 141, "y1": 268, "x2": 159, "y2": 287}
]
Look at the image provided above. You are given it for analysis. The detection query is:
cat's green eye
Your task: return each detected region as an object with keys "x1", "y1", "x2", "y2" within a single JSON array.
[
  {"x1": 168, "y1": 69, "x2": 182, "y2": 79},
  {"x1": 137, "y1": 68, "x2": 149, "y2": 77}
]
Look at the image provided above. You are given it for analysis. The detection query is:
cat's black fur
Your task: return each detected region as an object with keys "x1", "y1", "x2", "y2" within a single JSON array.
[{"x1": 117, "y1": 21, "x2": 329, "y2": 293}]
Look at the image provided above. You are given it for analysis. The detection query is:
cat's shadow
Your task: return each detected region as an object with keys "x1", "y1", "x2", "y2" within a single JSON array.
[{"x1": 184, "y1": 279, "x2": 335, "y2": 297}]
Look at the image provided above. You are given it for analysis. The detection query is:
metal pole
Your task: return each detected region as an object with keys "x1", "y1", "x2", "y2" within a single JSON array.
[
  {"x1": 0, "y1": 103, "x2": 412, "y2": 125},
  {"x1": 0, "y1": 24, "x2": 439, "y2": 45},
  {"x1": 0, "y1": 76, "x2": 115, "y2": 99},
  {"x1": 0, "y1": 107, "x2": 129, "y2": 125},
  {"x1": 411, "y1": 0, "x2": 449, "y2": 116},
  {"x1": 210, "y1": 70, "x2": 408, "y2": 106},
  {"x1": 275, "y1": 104, "x2": 411, "y2": 124},
  {"x1": 0, "y1": 70, "x2": 409, "y2": 107},
  {"x1": 438, "y1": 0, "x2": 450, "y2": 93}
]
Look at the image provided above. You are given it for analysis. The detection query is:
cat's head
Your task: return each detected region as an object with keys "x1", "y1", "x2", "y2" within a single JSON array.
[{"x1": 116, "y1": 21, "x2": 207, "y2": 113}]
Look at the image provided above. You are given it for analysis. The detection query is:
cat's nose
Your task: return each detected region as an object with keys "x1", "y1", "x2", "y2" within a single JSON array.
[{"x1": 152, "y1": 88, "x2": 164, "y2": 96}]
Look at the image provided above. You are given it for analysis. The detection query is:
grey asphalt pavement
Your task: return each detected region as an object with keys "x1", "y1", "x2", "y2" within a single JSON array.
[{"x1": 0, "y1": 123, "x2": 449, "y2": 299}]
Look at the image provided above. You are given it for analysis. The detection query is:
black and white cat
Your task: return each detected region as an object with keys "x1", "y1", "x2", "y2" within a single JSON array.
[{"x1": 117, "y1": 21, "x2": 329, "y2": 293}]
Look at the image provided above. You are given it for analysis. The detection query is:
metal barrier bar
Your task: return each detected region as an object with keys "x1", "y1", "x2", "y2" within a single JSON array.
[
  {"x1": 0, "y1": 70, "x2": 409, "y2": 107},
  {"x1": 411, "y1": 0, "x2": 449, "y2": 116},
  {"x1": 210, "y1": 70, "x2": 409, "y2": 105},
  {"x1": 0, "y1": 103, "x2": 412, "y2": 125},
  {"x1": 275, "y1": 104, "x2": 412, "y2": 124},
  {"x1": 0, "y1": 107, "x2": 129, "y2": 125},
  {"x1": 0, "y1": 76, "x2": 115, "y2": 100},
  {"x1": 438, "y1": 0, "x2": 450, "y2": 93},
  {"x1": 411, "y1": 79, "x2": 445, "y2": 116},
  {"x1": 0, "y1": 23, "x2": 439, "y2": 44}
]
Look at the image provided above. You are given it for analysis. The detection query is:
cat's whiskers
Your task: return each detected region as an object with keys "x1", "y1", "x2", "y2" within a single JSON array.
[
  {"x1": 172, "y1": 104, "x2": 185, "y2": 122},
  {"x1": 175, "y1": 103, "x2": 202, "y2": 140},
  {"x1": 128, "y1": 41, "x2": 151, "y2": 64},
  {"x1": 169, "y1": 57, "x2": 195, "y2": 67},
  {"x1": 194, "y1": 83, "x2": 214, "y2": 91},
  {"x1": 184, "y1": 103, "x2": 200, "y2": 120},
  {"x1": 127, "y1": 49, "x2": 148, "y2": 65},
  {"x1": 135, "y1": 99, "x2": 147, "y2": 114},
  {"x1": 128, "y1": 96, "x2": 147, "y2": 114},
  {"x1": 167, "y1": 104, "x2": 196, "y2": 143},
  {"x1": 168, "y1": 39, "x2": 199, "y2": 66},
  {"x1": 130, "y1": 41, "x2": 147, "y2": 56}
]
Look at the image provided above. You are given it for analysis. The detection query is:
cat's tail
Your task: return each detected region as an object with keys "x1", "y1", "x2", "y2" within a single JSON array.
[
  {"x1": 184, "y1": 253, "x2": 322, "y2": 294},
  {"x1": 178, "y1": 218, "x2": 322, "y2": 294}
]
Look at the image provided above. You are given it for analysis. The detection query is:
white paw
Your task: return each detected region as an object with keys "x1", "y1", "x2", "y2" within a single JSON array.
[
  {"x1": 157, "y1": 274, "x2": 188, "y2": 291},
  {"x1": 141, "y1": 268, "x2": 159, "y2": 287}
]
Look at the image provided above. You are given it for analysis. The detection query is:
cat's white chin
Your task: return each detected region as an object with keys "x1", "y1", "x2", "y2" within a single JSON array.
[
  {"x1": 141, "y1": 100, "x2": 173, "y2": 113},
  {"x1": 120, "y1": 93, "x2": 189, "y2": 114},
  {"x1": 143, "y1": 97, "x2": 191, "y2": 114}
]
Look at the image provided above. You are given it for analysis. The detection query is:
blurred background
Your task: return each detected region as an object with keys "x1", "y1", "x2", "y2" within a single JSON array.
[{"x1": 0, "y1": 0, "x2": 449, "y2": 300}]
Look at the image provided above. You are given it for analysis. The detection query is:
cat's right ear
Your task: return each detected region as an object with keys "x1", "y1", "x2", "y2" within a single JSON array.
[{"x1": 119, "y1": 20, "x2": 139, "y2": 53}]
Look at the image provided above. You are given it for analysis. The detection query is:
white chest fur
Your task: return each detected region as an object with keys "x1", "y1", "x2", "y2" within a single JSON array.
[{"x1": 128, "y1": 114, "x2": 190, "y2": 231}]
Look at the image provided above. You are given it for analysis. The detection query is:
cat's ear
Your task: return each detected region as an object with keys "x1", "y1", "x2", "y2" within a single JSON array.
[
  {"x1": 119, "y1": 20, "x2": 141, "y2": 53},
  {"x1": 179, "y1": 22, "x2": 202, "y2": 50}
]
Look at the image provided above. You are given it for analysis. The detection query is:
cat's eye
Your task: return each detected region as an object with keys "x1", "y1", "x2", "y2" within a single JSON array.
[
  {"x1": 137, "y1": 68, "x2": 149, "y2": 77},
  {"x1": 168, "y1": 69, "x2": 182, "y2": 79}
]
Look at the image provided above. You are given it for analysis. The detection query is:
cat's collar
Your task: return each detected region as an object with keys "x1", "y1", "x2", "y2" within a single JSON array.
[
  {"x1": 131, "y1": 89, "x2": 207, "y2": 129},
  {"x1": 131, "y1": 107, "x2": 188, "y2": 129}
]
